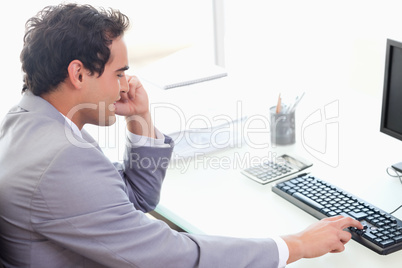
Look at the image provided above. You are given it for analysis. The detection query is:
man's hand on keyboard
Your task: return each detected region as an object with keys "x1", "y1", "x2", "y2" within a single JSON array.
[{"x1": 282, "y1": 215, "x2": 363, "y2": 264}]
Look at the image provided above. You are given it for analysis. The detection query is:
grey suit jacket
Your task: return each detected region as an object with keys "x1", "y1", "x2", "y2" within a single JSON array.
[{"x1": 0, "y1": 92, "x2": 280, "y2": 267}]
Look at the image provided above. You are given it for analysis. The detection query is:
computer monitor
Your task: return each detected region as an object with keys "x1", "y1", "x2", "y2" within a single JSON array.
[{"x1": 380, "y1": 38, "x2": 402, "y2": 172}]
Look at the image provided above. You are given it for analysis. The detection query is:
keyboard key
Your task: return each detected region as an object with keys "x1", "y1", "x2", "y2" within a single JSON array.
[
  {"x1": 380, "y1": 240, "x2": 395, "y2": 248},
  {"x1": 363, "y1": 232, "x2": 377, "y2": 241},
  {"x1": 292, "y1": 192, "x2": 324, "y2": 210},
  {"x1": 349, "y1": 211, "x2": 368, "y2": 220},
  {"x1": 394, "y1": 235, "x2": 402, "y2": 243}
]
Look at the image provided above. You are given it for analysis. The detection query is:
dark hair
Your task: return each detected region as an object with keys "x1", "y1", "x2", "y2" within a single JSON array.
[{"x1": 20, "y1": 3, "x2": 130, "y2": 95}]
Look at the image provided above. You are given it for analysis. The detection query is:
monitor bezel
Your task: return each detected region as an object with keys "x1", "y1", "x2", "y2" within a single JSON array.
[{"x1": 380, "y1": 38, "x2": 402, "y2": 141}]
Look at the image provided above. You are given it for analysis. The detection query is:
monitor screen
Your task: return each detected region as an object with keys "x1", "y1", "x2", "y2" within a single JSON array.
[{"x1": 380, "y1": 39, "x2": 402, "y2": 141}]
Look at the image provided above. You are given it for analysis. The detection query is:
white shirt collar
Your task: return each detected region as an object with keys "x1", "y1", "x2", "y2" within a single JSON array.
[{"x1": 60, "y1": 113, "x2": 83, "y2": 139}]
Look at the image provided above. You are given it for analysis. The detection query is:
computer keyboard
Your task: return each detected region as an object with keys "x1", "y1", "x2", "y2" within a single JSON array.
[{"x1": 272, "y1": 173, "x2": 402, "y2": 255}]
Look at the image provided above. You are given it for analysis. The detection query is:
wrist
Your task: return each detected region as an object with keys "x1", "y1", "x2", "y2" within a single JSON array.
[
  {"x1": 281, "y1": 234, "x2": 304, "y2": 264},
  {"x1": 125, "y1": 112, "x2": 155, "y2": 138}
]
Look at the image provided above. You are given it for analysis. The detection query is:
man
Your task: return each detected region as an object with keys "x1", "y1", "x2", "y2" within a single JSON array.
[{"x1": 0, "y1": 3, "x2": 362, "y2": 267}]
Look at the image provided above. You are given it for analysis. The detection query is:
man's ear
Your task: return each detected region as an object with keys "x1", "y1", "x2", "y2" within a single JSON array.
[{"x1": 67, "y1": 60, "x2": 85, "y2": 89}]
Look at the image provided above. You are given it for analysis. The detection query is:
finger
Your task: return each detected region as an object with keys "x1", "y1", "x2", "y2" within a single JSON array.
[
  {"x1": 338, "y1": 217, "x2": 363, "y2": 230},
  {"x1": 126, "y1": 74, "x2": 136, "y2": 82},
  {"x1": 119, "y1": 92, "x2": 129, "y2": 102},
  {"x1": 330, "y1": 243, "x2": 345, "y2": 253},
  {"x1": 339, "y1": 230, "x2": 353, "y2": 244},
  {"x1": 126, "y1": 75, "x2": 138, "y2": 89},
  {"x1": 323, "y1": 215, "x2": 344, "y2": 222},
  {"x1": 329, "y1": 232, "x2": 351, "y2": 254},
  {"x1": 126, "y1": 77, "x2": 138, "y2": 99}
]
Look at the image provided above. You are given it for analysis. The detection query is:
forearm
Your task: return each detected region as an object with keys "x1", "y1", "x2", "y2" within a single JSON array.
[{"x1": 122, "y1": 134, "x2": 174, "y2": 212}]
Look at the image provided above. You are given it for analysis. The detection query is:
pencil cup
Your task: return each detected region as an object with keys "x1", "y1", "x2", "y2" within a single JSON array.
[{"x1": 270, "y1": 106, "x2": 296, "y2": 146}]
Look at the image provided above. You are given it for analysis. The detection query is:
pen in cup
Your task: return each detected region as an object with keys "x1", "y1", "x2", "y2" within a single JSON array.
[
  {"x1": 271, "y1": 92, "x2": 304, "y2": 145},
  {"x1": 289, "y1": 92, "x2": 305, "y2": 113},
  {"x1": 276, "y1": 93, "x2": 282, "y2": 114},
  {"x1": 284, "y1": 92, "x2": 305, "y2": 114}
]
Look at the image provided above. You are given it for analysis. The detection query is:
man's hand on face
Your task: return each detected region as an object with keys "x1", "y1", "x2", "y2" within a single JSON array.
[
  {"x1": 114, "y1": 75, "x2": 149, "y2": 118},
  {"x1": 115, "y1": 75, "x2": 155, "y2": 138}
]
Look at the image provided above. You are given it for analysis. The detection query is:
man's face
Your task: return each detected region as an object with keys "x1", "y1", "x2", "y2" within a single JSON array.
[{"x1": 81, "y1": 36, "x2": 129, "y2": 126}]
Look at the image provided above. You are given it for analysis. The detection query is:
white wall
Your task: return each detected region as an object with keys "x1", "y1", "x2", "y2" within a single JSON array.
[
  {"x1": 1, "y1": 0, "x2": 401, "y2": 120},
  {"x1": 224, "y1": 0, "x2": 402, "y2": 98}
]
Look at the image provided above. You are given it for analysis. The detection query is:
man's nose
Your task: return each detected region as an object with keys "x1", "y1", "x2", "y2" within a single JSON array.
[{"x1": 120, "y1": 75, "x2": 129, "y2": 93}]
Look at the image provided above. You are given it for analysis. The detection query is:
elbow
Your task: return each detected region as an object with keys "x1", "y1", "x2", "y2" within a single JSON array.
[{"x1": 134, "y1": 194, "x2": 160, "y2": 213}]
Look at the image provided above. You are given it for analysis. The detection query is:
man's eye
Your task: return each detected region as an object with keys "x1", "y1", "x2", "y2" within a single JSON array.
[{"x1": 117, "y1": 73, "x2": 124, "y2": 78}]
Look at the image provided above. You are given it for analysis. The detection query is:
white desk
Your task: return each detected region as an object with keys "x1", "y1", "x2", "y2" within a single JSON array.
[{"x1": 149, "y1": 81, "x2": 402, "y2": 267}]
